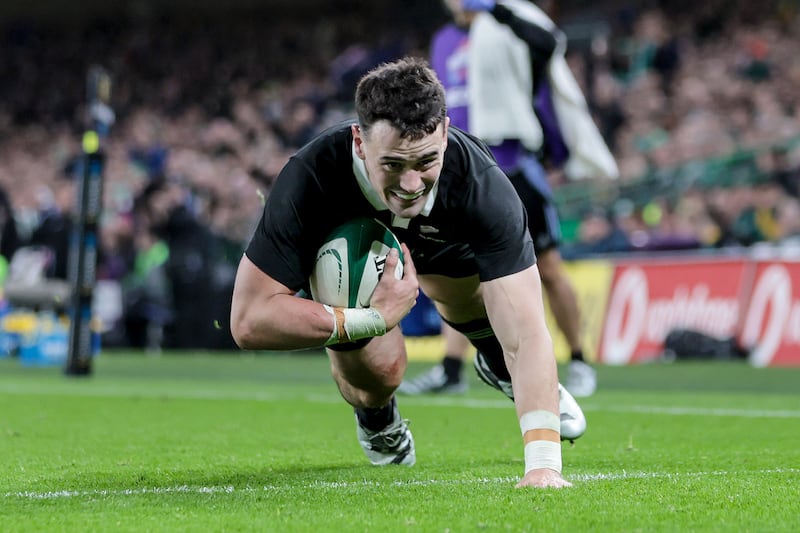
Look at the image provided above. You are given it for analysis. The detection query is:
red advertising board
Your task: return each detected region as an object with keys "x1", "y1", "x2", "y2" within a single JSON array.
[
  {"x1": 598, "y1": 258, "x2": 750, "y2": 365},
  {"x1": 738, "y1": 261, "x2": 800, "y2": 367}
]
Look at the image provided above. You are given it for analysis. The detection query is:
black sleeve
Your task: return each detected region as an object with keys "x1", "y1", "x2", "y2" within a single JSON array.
[
  {"x1": 244, "y1": 156, "x2": 332, "y2": 292},
  {"x1": 491, "y1": 3, "x2": 562, "y2": 91},
  {"x1": 465, "y1": 164, "x2": 536, "y2": 281}
]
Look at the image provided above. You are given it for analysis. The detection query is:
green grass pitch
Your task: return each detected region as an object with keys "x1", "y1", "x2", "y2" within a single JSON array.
[{"x1": 1, "y1": 351, "x2": 798, "y2": 532}]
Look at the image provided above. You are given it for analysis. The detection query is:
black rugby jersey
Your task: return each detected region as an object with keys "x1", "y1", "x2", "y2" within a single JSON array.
[{"x1": 245, "y1": 122, "x2": 535, "y2": 292}]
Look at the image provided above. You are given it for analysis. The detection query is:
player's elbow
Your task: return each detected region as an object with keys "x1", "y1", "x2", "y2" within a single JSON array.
[{"x1": 229, "y1": 313, "x2": 261, "y2": 350}]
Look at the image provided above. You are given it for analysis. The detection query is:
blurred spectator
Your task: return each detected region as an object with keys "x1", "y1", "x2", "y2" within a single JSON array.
[
  {"x1": 97, "y1": 210, "x2": 136, "y2": 282},
  {"x1": 562, "y1": 206, "x2": 631, "y2": 259},
  {"x1": 591, "y1": 67, "x2": 627, "y2": 153},
  {"x1": 736, "y1": 32, "x2": 771, "y2": 83},
  {"x1": 637, "y1": 196, "x2": 704, "y2": 251},
  {"x1": 770, "y1": 146, "x2": 800, "y2": 198},
  {"x1": 135, "y1": 179, "x2": 210, "y2": 349},
  {"x1": 671, "y1": 187, "x2": 725, "y2": 247},
  {"x1": 730, "y1": 175, "x2": 786, "y2": 245},
  {"x1": 274, "y1": 98, "x2": 320, "y2": 150},
  {"x1": 132, "y1": 178, "x2": 235, "y2": 350},
  {"x1": 121, "y1": 205, "x2": 172, "y2": 351},
  {"x1": 704, "y1": 184, "x2": 751, "y2": 248},
  {"x1": 125, "y1": 109, "x2": 169, "y2": 181},
  {"x1": 0, "y1": 185, "x2": 21, "y2": 267},
  {"x1": 775, "y1": 196, "x2": 800, "y2": 244},
  {"x1": 25, "y1": 169, "x2": 76, "y2": 280}
]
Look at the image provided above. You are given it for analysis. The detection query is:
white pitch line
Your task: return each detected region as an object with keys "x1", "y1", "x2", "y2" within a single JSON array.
[
  {"x1": 4, "y1": 468, "x2": 798, "y2": 500},
  {"x1": 589, "y1": 405, "x2": 800, "y2": 418},
  {"x1": 1, "y1": 383, "x2": 799, "y2": 418}
]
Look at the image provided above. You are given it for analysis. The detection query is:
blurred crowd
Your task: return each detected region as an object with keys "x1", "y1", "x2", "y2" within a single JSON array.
[
  {"x1": 0, "y1": 1, "x2": 799, "y2": 349},
  {"x1": 557, "y1": 1, "x2": 800, "y2": 258}
]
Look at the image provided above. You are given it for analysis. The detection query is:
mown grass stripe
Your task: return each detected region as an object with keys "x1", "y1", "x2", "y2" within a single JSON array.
[
  {"x1": 5, "y1": 468, "x2": 798, "y2": 500},
  {"x1": 1, "y1": 383, "x2": 798, "y2": 418}
]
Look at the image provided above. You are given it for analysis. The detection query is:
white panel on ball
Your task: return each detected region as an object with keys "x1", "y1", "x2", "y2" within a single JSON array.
[{"x1": 309, "y1": 218, "x2": 403, "y2": 308}]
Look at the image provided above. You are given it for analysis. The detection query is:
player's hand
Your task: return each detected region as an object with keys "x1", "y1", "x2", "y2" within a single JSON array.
[
  {"x1": 462, "y1": 0, "x2": 495, "y2": 11},
  {"x1": 371, "y1": 244, "x2": 419, "y2": 330},
  {"x1": 516, "y1": 469, "x2": 573, "y2": 489}
]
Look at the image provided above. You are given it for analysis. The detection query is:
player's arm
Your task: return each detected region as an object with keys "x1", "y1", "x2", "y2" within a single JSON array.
[
  {"x1": 230, "y1": 246, "x2": 417, "y2": 351},
  {"x1": 466, "y1": 0, "x2": 562, "y2": 82},
  {"x1": 491, "y1": 3, "x2": 561, "y2": 61},
  {"x1": 481, "y1": 264, "x2": 571, "y2": 488},
  {"x1": 230, "y1": 254, "x2": 339, "y2": 350}
]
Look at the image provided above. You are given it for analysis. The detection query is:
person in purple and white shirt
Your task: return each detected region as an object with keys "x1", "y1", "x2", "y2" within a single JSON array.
[{"x1": 401, "y1": 0, "x2": 618, "y2": 399}]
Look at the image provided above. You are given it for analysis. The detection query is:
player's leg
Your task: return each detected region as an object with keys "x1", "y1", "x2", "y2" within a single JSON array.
[
  {"x1": 397, "y1": 321, "x2": 471, "y2": 394},
  {"x1": 327, "y1": 327, "x2": 415, "y2": 465}
]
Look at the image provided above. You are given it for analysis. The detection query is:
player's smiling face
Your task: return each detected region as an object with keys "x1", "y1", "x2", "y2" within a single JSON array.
[{"x1": 353, "y1": 118, "x2": 449, "y2": 218}]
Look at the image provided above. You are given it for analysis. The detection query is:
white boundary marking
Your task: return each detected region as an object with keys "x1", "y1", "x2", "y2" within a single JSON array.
[{"x1": 4, "y1": 468, "x2": 798, "y2": 500}]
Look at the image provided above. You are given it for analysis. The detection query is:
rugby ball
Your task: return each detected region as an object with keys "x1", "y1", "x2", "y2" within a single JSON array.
[{"x1": 309, "y1": 217, "x2": 403, "y2": 308}]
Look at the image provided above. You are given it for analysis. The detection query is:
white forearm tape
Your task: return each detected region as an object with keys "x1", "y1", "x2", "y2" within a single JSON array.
[
  {"x1": 323, "y1": 305, "x2": 387, "y2": 345},
  {"x1": 519, "y1": 410, "x2": 560, "y2": 435},
  {"x1": 520, "y1": 410, "x2": 562, "y2": 474}
]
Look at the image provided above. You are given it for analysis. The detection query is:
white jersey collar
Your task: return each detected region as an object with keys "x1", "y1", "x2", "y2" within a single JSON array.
[{"x1": 352, "y1": 141, "x2": 387, "y2": 211}]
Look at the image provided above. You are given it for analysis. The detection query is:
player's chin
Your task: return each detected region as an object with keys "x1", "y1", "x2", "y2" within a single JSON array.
[{"x1": 386, "y1": 196, "x2": 425, "y2": 218}]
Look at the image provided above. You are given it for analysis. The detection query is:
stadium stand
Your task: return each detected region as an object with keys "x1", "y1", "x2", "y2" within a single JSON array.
[{"x1": 1, "y1": 0, "x2": 799, "y2": 350}]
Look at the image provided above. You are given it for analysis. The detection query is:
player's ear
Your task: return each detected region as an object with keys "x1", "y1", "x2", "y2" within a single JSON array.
[
  {"x1": 441, "y1": 117, "x2": 450, "y2": 150},
  {"x1": 352, "y1": 124, "x2": 367, "y2": 160}
]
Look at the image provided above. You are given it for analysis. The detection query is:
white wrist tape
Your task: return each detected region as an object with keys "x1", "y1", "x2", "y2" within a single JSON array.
[
  {"x1": 323, "y1": 305, "x2": 387, "y2": 345},
  {"x1": 520, "y1": 410, "x2": 562, "y2": 474},
  {"x1": 322, "y1": 305, "x2": 339, "y2": 345},
  {"x1": 524, "y1": 440, "x2": 562, "y2": 474}
]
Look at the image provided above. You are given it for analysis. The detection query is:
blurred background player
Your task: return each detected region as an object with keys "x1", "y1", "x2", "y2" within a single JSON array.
[{"x1": 400, "y1": 0, "x2": 619, "y2": 398}]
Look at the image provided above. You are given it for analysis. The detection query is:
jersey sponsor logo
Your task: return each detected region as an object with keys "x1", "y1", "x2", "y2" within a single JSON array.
[{"x1": 418, "y1": 225, "x2": 446, "y2": 243}]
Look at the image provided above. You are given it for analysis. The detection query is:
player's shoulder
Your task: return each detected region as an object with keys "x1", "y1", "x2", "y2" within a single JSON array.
[
  {"x1": 445, "y1": 126, "x2": 497, "y2": 170},
  {"x1": 293, "y1": 119, "x2": 355, "y2": 163}
]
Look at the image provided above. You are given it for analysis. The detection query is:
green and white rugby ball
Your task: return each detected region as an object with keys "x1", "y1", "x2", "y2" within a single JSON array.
[{"x1": 309, "y1": 217, "x2": 403, "y2": 308}]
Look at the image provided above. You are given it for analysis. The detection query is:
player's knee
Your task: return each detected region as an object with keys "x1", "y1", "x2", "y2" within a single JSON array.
[
  {"x1": 336, "y1": 370, "x2": 400, "y2": 408},
  {"x1": 352, "y1": 355, "x2": 404, "y2": 389},
  {"x1": 331, "y1": 348, "x2": 406, "y2": 397}
]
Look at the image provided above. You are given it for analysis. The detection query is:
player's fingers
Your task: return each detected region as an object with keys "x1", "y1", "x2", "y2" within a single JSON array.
[
  {"x1": 400, "y1": 243, "x2": 417, "y2": 278},
  {"x1": 384, "y1": 247, "x2": 400, "y2": 274},
  {"x1": 515, "y1": 472, "x2": 573, "y2": 489}
]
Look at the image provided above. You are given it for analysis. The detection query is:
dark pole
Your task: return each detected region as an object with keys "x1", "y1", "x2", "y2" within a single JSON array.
[{"x1": 65, "y1": 66, "x2": 114, "y2": 376}]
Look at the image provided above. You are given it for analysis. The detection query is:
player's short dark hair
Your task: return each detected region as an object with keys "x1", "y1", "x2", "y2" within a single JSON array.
[{"x1": 354, "y1": 56, "x2": 447, "y2": 141}]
